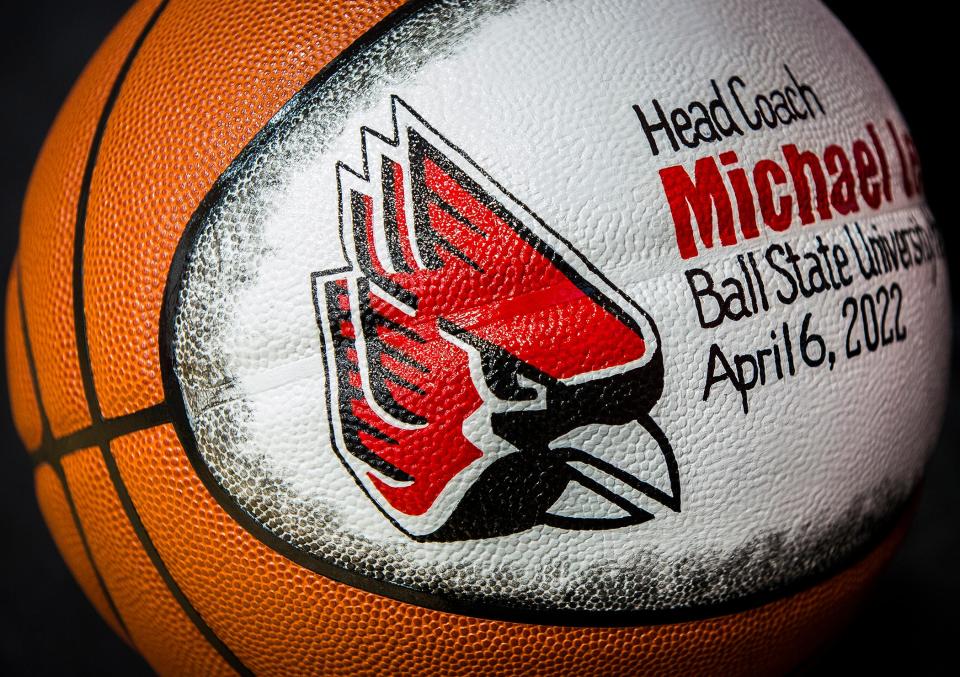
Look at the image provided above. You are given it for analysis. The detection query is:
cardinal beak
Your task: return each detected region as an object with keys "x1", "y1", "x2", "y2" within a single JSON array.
[{"x1": 543, "y1": 417, "x2": 680, "y2": 528}]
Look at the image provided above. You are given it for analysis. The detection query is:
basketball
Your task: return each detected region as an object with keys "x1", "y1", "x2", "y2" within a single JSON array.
[{"x1": 5, "y1": 0, "x2": 951, "y2": 674}]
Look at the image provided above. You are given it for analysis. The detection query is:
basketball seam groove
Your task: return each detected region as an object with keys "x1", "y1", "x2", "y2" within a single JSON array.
[
  {"x1": 51, "y1": 461, "x2": 132, "y2": 643},
  {"x1": 30, "y1": 402, "x2": 171, "y2": 468},
  {"x1": 15, "y1": 261, "x2": 132, "y2": 644},
  {"x1": 66, "y1": 1, "x2": 251, "y2": 674}
]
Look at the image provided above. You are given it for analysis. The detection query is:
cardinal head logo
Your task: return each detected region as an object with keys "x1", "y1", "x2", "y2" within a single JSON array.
[{"x1": 312, "y1": 97, "x2": 680, "y2": 541}]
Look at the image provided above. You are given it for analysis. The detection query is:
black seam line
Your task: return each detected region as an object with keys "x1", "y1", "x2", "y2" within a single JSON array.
[
  {"x1": 71, "y1": 0, "x2": 156, "y2": 421},
  {"x1": 30, "y1": 403, "x2": 172, "y2": 468},
  {"x1": 50, "y1": 460, "x2": 133, "y2": 642},
  {"x1": 96, "y1": 441, "x2": 254, "y2": 675},
  {"x1": 15, "y1": 263, "x2": 131, "y2": 642},
  {"x1": 68, "y1": 1, "x2": 250, "y2": 674}
]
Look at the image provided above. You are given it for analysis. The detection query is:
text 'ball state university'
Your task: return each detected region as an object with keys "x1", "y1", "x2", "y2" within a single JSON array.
[{"x1": 5, "y1": 0, "x2": 950, "y2": 675}]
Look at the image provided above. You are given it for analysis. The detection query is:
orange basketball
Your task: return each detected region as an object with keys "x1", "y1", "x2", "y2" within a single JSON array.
[{"x1": 6, "y1": 0, "x2": 951, "y2": 674}]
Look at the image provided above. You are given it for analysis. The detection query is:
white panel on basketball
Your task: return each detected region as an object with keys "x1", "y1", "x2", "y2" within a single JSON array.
[{"x1": 169, "y1": 0, "x2": 950, "y2": 613}]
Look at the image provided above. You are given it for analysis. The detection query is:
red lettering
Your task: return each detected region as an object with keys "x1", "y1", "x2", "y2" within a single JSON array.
[
  {"x1": 853, "y1": 139, "x2": 882, "y2": 209},
  {"x1": 753, "y1": 159, "x2": 792, "y2": 231},
  {"x1": 658, "y1": 120, "x2": 919, "y2": 259},
  {"x1": 659, "y1": 157, "x2": 736, "y2": 259},
  {"x1": 783, "y1": 144, "x2": 831, "y2": 225}
]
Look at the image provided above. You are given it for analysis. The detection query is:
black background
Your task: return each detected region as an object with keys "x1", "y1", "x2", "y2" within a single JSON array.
[{"x1": 0, "y1": 2, "x2": 956, "y2": 675}]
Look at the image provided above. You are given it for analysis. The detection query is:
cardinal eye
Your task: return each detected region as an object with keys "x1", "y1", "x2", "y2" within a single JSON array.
[{"x1": 479, "y1": 349, "x2": 546, "y2": 403}]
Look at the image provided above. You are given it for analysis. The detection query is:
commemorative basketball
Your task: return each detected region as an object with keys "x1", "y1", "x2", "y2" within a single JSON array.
[{"x1": 5, "y1": 0, "x2": 950, "y2": 674}]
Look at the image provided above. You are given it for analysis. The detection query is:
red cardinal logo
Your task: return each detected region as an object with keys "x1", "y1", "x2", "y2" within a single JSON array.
[{"x1": 313, "y1": 97, "x2": 679, "y2": 541}]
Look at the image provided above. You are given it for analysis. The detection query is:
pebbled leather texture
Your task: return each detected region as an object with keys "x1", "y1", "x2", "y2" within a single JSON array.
[
  {"x1": 8, "y1": 0, "x2": 952, "y2": 672},
  {"x1": 166, "y1": 0, "x2": 951, "y2": 618}
]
